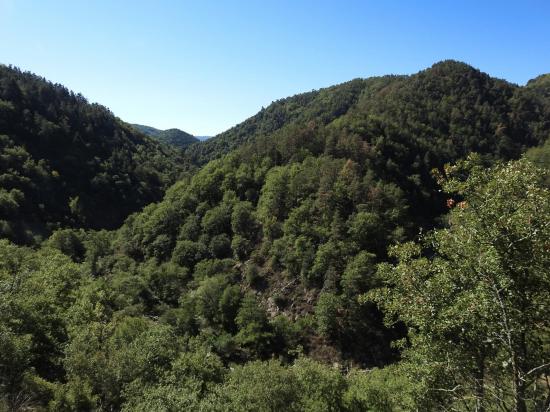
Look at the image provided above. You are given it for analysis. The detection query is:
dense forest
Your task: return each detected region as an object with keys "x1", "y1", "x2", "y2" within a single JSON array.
[
  {"x1": 0, "y1": 61, "x2": 549, "y2": 411},
  {"x1": 131, "y1": 124, "x2": 199, "y2": 150},
  {"x1": 0, "y1": 65, "x2": 193, "y2": 245}
]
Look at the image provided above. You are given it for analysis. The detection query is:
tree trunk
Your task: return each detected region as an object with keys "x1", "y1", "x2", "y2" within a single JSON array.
[
  {"x1": 474, "y1": 357, "x2": 485, "y2": 412},
  {"x1": 513, "y1": 368, "x2": 527, "y2": 412},
  {"x1": 511, "y1": 332, "x2": 527, "y2": 412}
]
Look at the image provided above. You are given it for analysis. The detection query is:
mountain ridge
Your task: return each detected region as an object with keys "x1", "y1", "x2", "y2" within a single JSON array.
[{"x1": 186, "y1": 60, "x2": 549, "y2": 165}]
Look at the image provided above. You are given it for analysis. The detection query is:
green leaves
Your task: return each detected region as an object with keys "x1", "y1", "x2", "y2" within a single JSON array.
[{"x1": 369, "y1": 158, "x2": 550, "y2": 410}]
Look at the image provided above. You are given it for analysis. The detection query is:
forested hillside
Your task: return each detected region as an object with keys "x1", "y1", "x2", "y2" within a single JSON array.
[
  {"x1": 185, "y1": 77, "x2": 369, "y2": 164},
  {"x1": 186, "y1": 61, "x2": 549, "y2": 167},
  {"x1": 131, "y1": 124, "x2": 199, "y2": 150},
  {"x1": 0, "y1": 65, "x2": 189, "y2": 244},
  {"x1": 115, "y1": 60, "x2": 549, "y2": 363},
  {"x1": 1, "y1": 61, "x2": 549, "y2": 411}
]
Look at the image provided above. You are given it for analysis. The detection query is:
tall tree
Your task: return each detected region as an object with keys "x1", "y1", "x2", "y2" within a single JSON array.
[{"x1": 368, "y1": 157, "x2": 550, "y2": 411}]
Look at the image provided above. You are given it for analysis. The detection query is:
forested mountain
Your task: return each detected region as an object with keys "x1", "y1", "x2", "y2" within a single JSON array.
[
  {"x1": 0, "y1": 65, "x2": 190, "y2": 244},
  {"x1": 186, "y1": 61, "x2": 548, "y2": 167},
  {"x1": 131, "y1": 124, "x2": 199, "y2": 149},
  {"x1": 185, "y1": 77, "x2": 369, "y2": 164},
  {"x1": 1, "y1": 61, "x2": 549, "y2": 411}
]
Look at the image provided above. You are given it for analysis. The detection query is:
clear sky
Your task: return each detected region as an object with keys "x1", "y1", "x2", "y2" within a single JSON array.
[{"x1": 1, "y1": 0, "x2": 549, "y2": 136}]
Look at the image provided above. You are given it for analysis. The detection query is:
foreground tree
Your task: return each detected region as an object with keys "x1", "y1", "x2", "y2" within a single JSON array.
[{"x1": 368, "y1": 157, "x2": 550, "y2": 411}]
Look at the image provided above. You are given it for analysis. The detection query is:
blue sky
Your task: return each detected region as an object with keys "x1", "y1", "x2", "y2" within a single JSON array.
[{"x1": 1, "y1": 1, "x2": 549, "y2": 135}]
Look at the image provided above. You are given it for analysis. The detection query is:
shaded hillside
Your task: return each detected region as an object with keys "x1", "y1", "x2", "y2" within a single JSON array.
[
  {"x1": 132, "y1": 124, "x2": 199, "y2": 149},
  {"x1": 0, "y1": 65, "x2": 189, "y2": 244}
]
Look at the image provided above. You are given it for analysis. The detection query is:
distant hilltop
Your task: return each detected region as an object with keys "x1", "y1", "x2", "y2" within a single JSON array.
[{"x1": 131, "y1": 124, "x2": 204, "y2": 148}]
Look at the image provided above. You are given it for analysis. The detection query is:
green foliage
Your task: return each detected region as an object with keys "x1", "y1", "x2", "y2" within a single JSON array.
[
  {"x1": 343, "y1": 366, "x2": 417, "y2": 411},
  {"x1": 231, "y1": 200, "x2": 259, "y2": 238},
  {"x1": 194, "y1": 275, "x2": 234, "y2": 328},
  {"x1": 216, "y1": 360, "x2": 302, "y2": 412},
  {"x1": 235, "y1": 294, "x2": 274, "y2": 358},
  {"x1": 171, "y1": 239, "x2": 207, "y2": 268},
  {"x1": 0, "y1": 240, "x2": 85, "y2": 407},
  {"x1": 145, "y1": 261, "x2": 190, "y2": 306},
  {"x1": 292, "y1": 357, "x2": 347, "y2": 411},
  {"x1": 46, "y1": 228, "x2": 86, "y2": 261},
  {"x1": 315, "y1": 292, "x2": 342, "y2": 338},
  {"x1": 525, "y1": 137, "x2": 550, "y2": 186},
  {"x1": 59, "y1": 316, "x2": 182, "y2": 411},
  {"x1": 341, "y1": 251, "x2": 377, "y2": 296},
  {"x1": 0, "y1": 324, "x2": 32, "y2": 400},
  {"x1": 368, "y1": 158, "x2": 550, "y2": 411},
  {"x1": 0, "y1": 65, "x2": 189, "y2": 244}
]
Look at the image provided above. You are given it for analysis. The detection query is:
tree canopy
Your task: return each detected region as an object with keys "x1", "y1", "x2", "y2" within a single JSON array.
[
  {"x1": 1, "y1": 61, "x2": 549, "y2": 410},
  {"x1": 0, "y1": 65, "x2": 191, "y2": 244}
]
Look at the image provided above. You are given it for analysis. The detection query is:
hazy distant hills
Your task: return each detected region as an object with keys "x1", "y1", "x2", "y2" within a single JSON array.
[{"x1": 131, "y1": 124, "x2": 202, "y2": 149}]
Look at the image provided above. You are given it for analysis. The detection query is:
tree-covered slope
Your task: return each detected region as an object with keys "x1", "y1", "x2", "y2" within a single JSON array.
[
  {"x1": 0, "y1": 65, "x2": 189, "y2": 244},
  {"x1": 185, "y1": 77, "x2": 371, "y2": 164},
  {"x1": 3, "y1": 156, "x2": 548, "y2": 411},
  {"x1": 109, "y1": 60, "x2": 550, "y2": 365},
  {"x1": 131, "y1": 124, "x2": 199, "y2": 149},
  {"x1": 187, "y1": 61, "x2": 549, "y2": 168}
]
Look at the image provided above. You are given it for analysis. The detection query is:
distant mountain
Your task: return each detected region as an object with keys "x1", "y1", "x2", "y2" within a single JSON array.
[
  {"x1": 195, "y1": 135, "x2": 211, "y2": 141},
  {"x1": 132, "y1": 124, "x2": 199, "y2": 149},
  {"x1": 0, "y1": 65, "x2": 189, "y2": 244}
]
